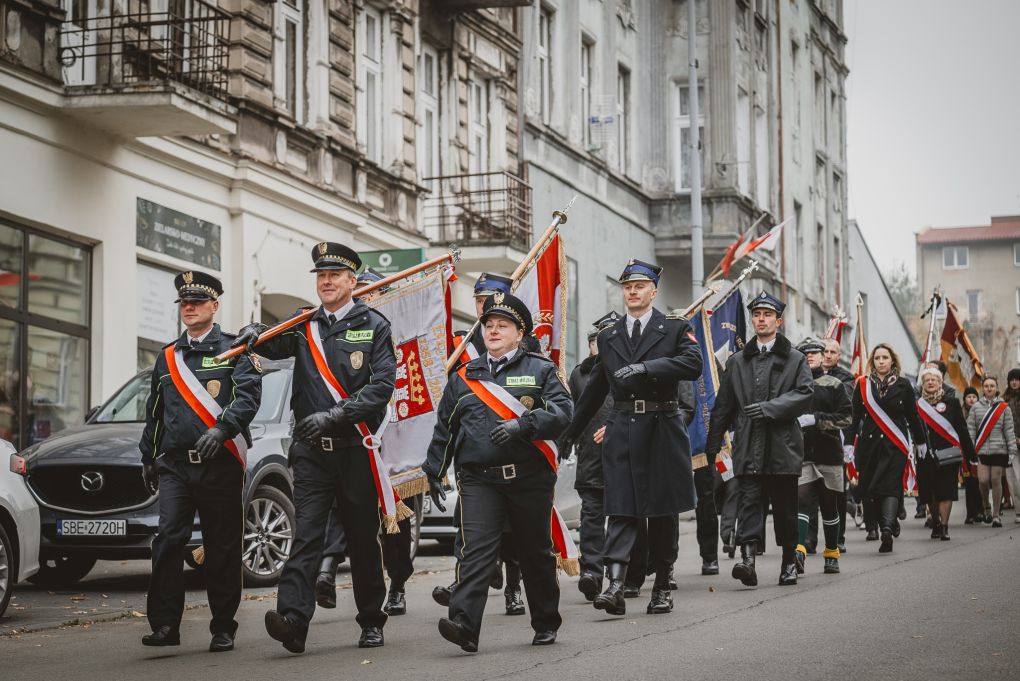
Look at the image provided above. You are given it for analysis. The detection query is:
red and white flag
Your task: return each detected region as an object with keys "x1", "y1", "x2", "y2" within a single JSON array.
[
  {"x1": 516, "y1": 233, "x2": 567, "y2": 373},
  {"x1": 939, "y1": 300, "x2": 985, "y2": 394},
  {"x1": 720, "y1": 217, "x2": 791, "y2": 277}
]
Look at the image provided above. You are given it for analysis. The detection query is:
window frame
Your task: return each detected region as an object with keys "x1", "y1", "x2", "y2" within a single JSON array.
[
  {"x1": 1013, "y1": 242, "x2": 1020, "y2": 266},
  {"x1": 580, "y1": 36, "x2": 594, "y2": 149},
  {"x1": 966, "y1": 289, "x2": 980, "y2": 320},
  {"x1": 468, "y1": 74, "x2": 491, "y2": 177},
  {"x1": 537, "y1": 7, "x2": 553, "y2": 124},
  {"x1": 274, "y1": 0, "x2": 305, "y2": 123},
  {"x1": 674, "y1": 82, "x2": 705, "y2": 193},
  {"x1": 418, "y1": 43, "x2": 441, "y2": 188},
  {"x1": 616, "y1": 64, "x2": 630, "y2": 175},
  {"x1": 356, "y1": 4, "x2": 384, "y2": 164},
  {"x1": 942, "y1": 246, "x2": 969, "y2": 270}
]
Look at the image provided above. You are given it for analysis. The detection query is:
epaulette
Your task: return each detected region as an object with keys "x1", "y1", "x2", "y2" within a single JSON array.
[
  {"x1": 220, "y1": 330, "x2": 237, "y2": 338},
  {"x1": 664, "y1": 311, "x2": 688, "y2": 321}
]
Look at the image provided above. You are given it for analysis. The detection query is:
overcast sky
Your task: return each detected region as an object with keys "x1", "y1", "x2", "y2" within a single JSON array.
[{"x1": 845, "y1": 0, "x2": 1020, "y2": 275}]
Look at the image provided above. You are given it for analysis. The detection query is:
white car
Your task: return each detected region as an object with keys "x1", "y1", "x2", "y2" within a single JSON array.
[{"x1": 1, "y1": 439, "x2": 41, "y2": 618}]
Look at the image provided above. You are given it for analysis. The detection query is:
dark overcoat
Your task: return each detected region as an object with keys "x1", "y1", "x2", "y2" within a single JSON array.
[
  {"x1": 566, "y1": 355, "x2": 614, "y2": 490},
  {"x1": 850, "y1": 376, "x2": 926, "y2": 498},
  {"x1": 705, "y1": 334, "x2": 814, "y2": 476},
  {"x1": 566, "y1": 308, "x2": 702, "y2": 517}
]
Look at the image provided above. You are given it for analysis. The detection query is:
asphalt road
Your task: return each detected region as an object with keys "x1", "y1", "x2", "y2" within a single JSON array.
[{"x1": 2, "y1": 517, "x2": 1017, "y2": 681}]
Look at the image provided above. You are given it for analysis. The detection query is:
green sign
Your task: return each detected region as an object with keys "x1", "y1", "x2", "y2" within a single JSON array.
[
  {"x1": 359, "y1": 248, "x2": 424, "y2": 275},
  {"x1": 136, "y1": 198, "x2": 221, "y2": 269}
]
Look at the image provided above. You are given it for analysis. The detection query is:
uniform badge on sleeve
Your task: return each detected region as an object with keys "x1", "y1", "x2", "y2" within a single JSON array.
[
  {"x1": 350, "y1": 350, "x2": 364, "y2": 370},
  {"x1": 520, "y1": 396, "x2": 535, "y2": 410},
  {"x1": 206, "y1": 380, "x2": 221, "y2": 399},
  {"x1": 249, "y1": 353, "x2": 263, "y2": 373}
]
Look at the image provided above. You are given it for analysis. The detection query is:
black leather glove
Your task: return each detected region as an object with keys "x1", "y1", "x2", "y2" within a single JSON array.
[
  {"x1": 195, "y1": 425, "x2": 227, "y2": 460},
  {"x1": 232, "y1": 322, "x2": 269, "y2": 351},
  {"x1": 491, "y1": 418, "x2": 527, "y2": 445},
  {"x1": 428, "y1": 477, "x2": 447, "y2": 513},
  {"x1": 142, "y1": 462, "x2": 158, "y2": 495},
  {"x1": 294, "y1": 404, "x2": 348, "y2": 442},
  {"x1": 744, "y1": 402, "x2": 765, "y2": 421},
  {"x1": 613, "y1": 363, "x2": 647, "y2": 381},
  {"x1": 557, "y1": 436, "x2": 575, "y2": 462}
]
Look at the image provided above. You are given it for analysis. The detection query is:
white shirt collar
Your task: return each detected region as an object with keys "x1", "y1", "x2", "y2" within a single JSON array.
[
  {"x1": 187, "y1": 327, "x2": 213, "y2": 344},
  {"x1": 758, "y1": 337, "x2": 777, "y2": 353},
  {"x1": 323, "y1": 299, "x2": 356, "y2": 323},
  {"x1": 486, "y1": 347, "x2": 518, "y2": 367},
  {"x1": 626, "y1": 308, "x2": 654, "y2": 334}
]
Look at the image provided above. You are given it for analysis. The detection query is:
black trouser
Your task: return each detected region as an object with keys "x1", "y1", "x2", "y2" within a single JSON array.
[
  {"x1": 735, "y1": 474, "x2": 798, "y2": 555},
  {"x1": 603, "y1": 515, "x2": 679, "y2": 583},
  {"x1": 694, "y1": 465, "x2": 719, "y2": 561},
  {"x1": 801, "y1": 482, "x2": 820, "y2": 548},
  {"x1": 718, "y1": 476, "x2": 739, "y2": 542},
  {"x1": 276, "y1": 441, "x2": 387, "y2": 630},
  {"x1": 876, "y1": 496, "x2": 900, "y2": 534},
  {"x1": 964, "y1": 476, "x2": 983, "y2": 518},
  {"x1": 450, "y1": 463, "x2": 560, "y2": 640},
  {"x1": 148, "y1": 452, "x2": 242, "y2": 635},
  {"x1": 321, "y1": 497, "x2": 416, "y2": 588},
  {"x1": 576, "y1": 487, "x2": 606, "y2": 577},
  {"x1": 321, "y1": 503, "x2": 348, "y2": 561}
]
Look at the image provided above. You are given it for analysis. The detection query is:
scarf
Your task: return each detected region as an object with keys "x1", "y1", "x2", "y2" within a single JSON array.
[
  {"x1": 922, "y1": 387, "x2": 945, "y2": 406},
  {"x1": 869, "y1": 370, "x2": 899, "y2": 399}
]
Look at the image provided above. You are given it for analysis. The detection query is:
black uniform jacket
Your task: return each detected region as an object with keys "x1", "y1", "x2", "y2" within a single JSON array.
[
  {"x1": 921, "y1": 396, "x2": 976, "y2": 462},
  {"x1": 565, "y1": 308, "x2": 703, "y2": 517},
  {"x1": 705, "y1": 334, "x2": 813, "y2": 476},
  {"x1": 802, "y1": 368, "x2": 853, "y2": 466},
  {"x1": 849, "y1": 375, "x2": 926, "y2": 497},
  {"x1": 566, "y1": 355, "x2": 613, "y2": 490},
  {"x1": 256, "y1": 303, "x2": 396, "y2": 433},
  {"x1": 422, "y1": 350, "x2": 573, "y2": 479},
  {"x1": 140, "y1": 324, "x2": 262, "y2": 462}
]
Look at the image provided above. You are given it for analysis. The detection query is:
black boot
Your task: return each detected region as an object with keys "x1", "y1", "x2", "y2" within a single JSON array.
[
  {"x1": 593, "y1": 562, "x2": 627, "y2": 615},
  {"x1": 490, "y1": 559, "x2": 504, "y2": 590},
  {"x1": 731, "y1": 544, "x2": 758, "y2": 587},
  {"x1": 432, "y1": 581, "x2": 455, "y2": 607},
  {"x1": 940, "y1": 524, "x2": 951, "y2": 541},
  {"x1": 723, "y1": 530, "x2": 736, "y2": 559},
  {"x1": 701, "y1": 557, "x2": 720, "y2": 576},
  {"x1": 505, "y1": 586, "x2": 525, "y2": 616},
  {"x1": 646, "y1": 570, "x2": 674, "y2": 614},
  {"x1": 384, "y1": 584, "x2": 406, "y2": 616},
  {"x1": 577, "y1": 572, "x2": 602, "y2": 602},
  {"x1": 779, "y1": 547, "x2": 798, "y2": 586},
  {"x1": 315, "y1": 556, "x2": 338, "y2": 609}
]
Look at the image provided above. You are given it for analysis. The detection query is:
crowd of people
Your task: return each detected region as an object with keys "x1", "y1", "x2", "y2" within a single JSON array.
[{"x1": 136, "y1": 246, "x2": 1019, "y2": 655}]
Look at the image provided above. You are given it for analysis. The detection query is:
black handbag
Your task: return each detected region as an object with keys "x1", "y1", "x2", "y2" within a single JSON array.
[{"x1": 933, "y1": 446, "x2": 963, "y2": 467}]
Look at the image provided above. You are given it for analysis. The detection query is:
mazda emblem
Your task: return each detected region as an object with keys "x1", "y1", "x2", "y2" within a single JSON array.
[{"x1": 81, "y1": 471, "x2": 105, "y2": 493}]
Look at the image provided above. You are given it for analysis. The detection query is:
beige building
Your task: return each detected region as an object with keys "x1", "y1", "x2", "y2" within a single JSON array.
[{"x1": 916, "y1": 215, "x2": 1020, "y2": 378}]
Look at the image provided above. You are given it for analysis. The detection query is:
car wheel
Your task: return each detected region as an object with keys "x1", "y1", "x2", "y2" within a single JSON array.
[
  {"x1": 0, "y1": 523, "x2": 12, "y2": 618},
  {"x1": 27, "y1": 555, "x2": 98, "y2": 588},
  {"x1": 407, "y1": 495, "x2": 423, "y2": 562},
  {"x1": 242, "y1": 485, "x2": 295, "y2": 588}
]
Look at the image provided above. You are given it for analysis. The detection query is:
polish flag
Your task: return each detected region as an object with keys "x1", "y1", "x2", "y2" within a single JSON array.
[
  {"x1": 720, "y1": 218, "x2": 791, "y2": 277},
  {"x1": 516, "y1": 233, "x2": 567, "y2": 373}
]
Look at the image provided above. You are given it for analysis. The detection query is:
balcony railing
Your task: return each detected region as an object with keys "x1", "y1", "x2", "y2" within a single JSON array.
[
  {"x1": 422, "y1": 171, "x2": 532, "y2": 251},
  {"x1": 59, "y1": 0, "x2": 230, "y2": 98}
]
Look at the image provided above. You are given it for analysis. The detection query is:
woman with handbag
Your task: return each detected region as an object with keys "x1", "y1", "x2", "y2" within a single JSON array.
[
  {"x1": 849, "y1": 344, "x2": 927, "y2": 554},
  {"x1": 967, "y1": 376, "x2": 1018, "y2": 528},
  {"x1": 916, "y1": 367, "x2": 976, "y2": 540}
]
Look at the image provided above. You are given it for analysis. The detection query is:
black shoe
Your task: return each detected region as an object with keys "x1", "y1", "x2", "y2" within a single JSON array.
[
  {"x1": 964, "y1": 516, "x2": 975, "y2": 525},
  {"x1": 753, "y1": 540, "x2": 765, "y2": 556},
  {"x1": 731, "y1": 544, "x2": 758, "y2": 587},
  {"x1": 532, "y1": 630, "x2": 557, "y2": 646},
  {"x1": 432, "y1": 583, "x2": 455, "y2": 607},
  {"x1": 667, "y1": 567, "x2": 679, "y2": 590},
  {"x1": 315, "y1": 575, "x2": 337, "y2": 609},
  {"x1": 823, "y1": 556, "x2": 840, "y2": 574},
  {"x1": 701, "y1": 558, "x2": 719, "y2": 576},
  {"x1": 505, "y1": 587, "x2": 525, "y2": 616},
  {"x1": 879, "y1": 531, "x2": 893, "y2": 553},
  {"x1": 836, "y1": 542, "x2": 847, "y2": 554},
  {"x1": 594, "y1": 563, "x2": 627, "y2": 615},
  {"x1": 982, "y1": 512, "x2": 992, "y2": 524},
  {"x1": 490, "y1": 560, "x2": 504, "y2": 591},
  {"x1": 892, "y1": 520, "x2": 901, "y2": 538},
  {"x1": 992, "y1": 517, "x2": 1003, "y2": 528},
  {"x1": 438, "y1": 617, "x2": 478, "y2": 653},
  {"x1": 940, "y1": 526, "x2": 951, "y2": 541},
  {"x1": 865, "y1": 529, "x2": 879, "y2": 541},
  {"x1": 915, "y1": 509, "x2": 928, "y2": 520},
  {"x1": 930, "y1": 522, "x2": 942, "y2": 539},
  {"x1": 209, "y1": 631, "x2": 234, "y2": 653},
  {"x1": 723, "y1": 530, "x2": 736, "y2": 559},
  {"x1": 646, "y1": 571, "x2": 673, "y2": 614},
  {"x1": 794, "y1": 548, "x2": 806, "y2": 575},
  {"x1": 924, "y1": 517, "x2": 934, "y2": 529},
  {"x1": 622, "y1": 585, "x2": 641, "y2": 598},
  {"x1": 358, "y1": 626, "x2": 384, "y2": 648},
  {"x1": 898, "y1": 506, "x2": 907, "y2": 521},
  {"x1": 577, "y1": 572, "x2": 602, "y2": 602},
  {"x1": 778, "y1": 562, "x2": 798, "y2": 586},
  {"x1": 142, "y1": 625, "x2": 180, "y2": 647},
  {"x1": 384, "y1": 588, "x2": 406, "y2": 616},
  {"x1": 265, "y1": 611, "x2": 306, "y2": 654}
]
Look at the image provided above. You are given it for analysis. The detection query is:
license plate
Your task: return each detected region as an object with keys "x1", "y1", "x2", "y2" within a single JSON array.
[
  {"x1": 422, "y1": 497, "x2": 432, "y2": 514},
  {"x1": 57, "y1": 519, "x2": 127, "y2": 537}
]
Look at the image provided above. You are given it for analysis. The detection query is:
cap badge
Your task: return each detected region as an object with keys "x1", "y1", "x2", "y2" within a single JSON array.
[
  {"x1": 318, "y1": 242, "x2": 328, "y2": 256},
  {"x1": 183, "y1": 271, "x2": 193, "y2": 284},
  {"x1": 493, "y1": 292, "x2": 505, "y2": 305}
]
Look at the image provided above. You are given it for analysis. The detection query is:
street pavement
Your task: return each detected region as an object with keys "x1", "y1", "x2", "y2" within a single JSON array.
[{"x1": 2, "y1": 516, "x2": 1017, "y2": 681}]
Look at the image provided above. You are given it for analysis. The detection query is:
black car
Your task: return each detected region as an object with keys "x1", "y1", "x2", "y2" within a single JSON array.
[{"x1": 18, "y1": 360, "x2": 296, "y2": 588}]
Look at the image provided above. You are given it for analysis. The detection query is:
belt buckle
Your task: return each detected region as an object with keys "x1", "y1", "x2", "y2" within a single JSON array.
[
  {"x1": 321, "y1": 437, "x2": 334, "y2": 452},
  {"x1": 633, "y1": 400, "x2": 646, "y2": 414},
  {"x1": 501, "y1": 464, "x2": 517, "y2": 480},
  {"x1": 187, "y1": 449, "x2": 201, "y2": 464}
]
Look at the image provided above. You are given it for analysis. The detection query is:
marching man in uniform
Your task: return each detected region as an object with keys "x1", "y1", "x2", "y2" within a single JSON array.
[
  {"x1": 422, "y1": 292, "x2": 572, "y2": 652},
  {"x1": 233, "y1": 242, "x2": 398, "y2": 652},
  {"x1": 563, "y1": 259, "x2": 703, "y2": 616},
  {"x1": 140, "y1": 271, "x2": 262, "y2": 652}
]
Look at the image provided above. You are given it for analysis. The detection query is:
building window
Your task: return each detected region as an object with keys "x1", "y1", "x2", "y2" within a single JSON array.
[
  {"x1": 832, "y1": 172, "x2": 843, "y2": 213},
  {"x1": 0, "y1": 219, "x2": 91, "y2": 449},
  {"x1": 538, "y1": 7, "x2": 554, "y2": 124},
  {"x1": 674, "y1": 83, "x2": 705, "y2": 192},
  {"x1": 274, "y1": 0, "x2": 305, "y2": 122},
  {"x1": 736, "y1": 88, "x2": 750, "y2": 195},
  {"x1": 792, "y1": 201, "x2": 804, "y2": 287},
  {"x1": 813, "y1": 72, "x2": 824, "y2": 149},
  {"x1": 580, "y1": 37, "x2": 594, "y2": 148},
  {"x1": 418, "y1": 43, "x2": 441, "y2": 188},
  {"x1": 1016, "y1": 287, "x2": 1020, "y2": 315},
  {"x1": 754, "y1": 105, "x2": 769, "y2": 209},
  {"x1": 966, "y1": 290, "x2": 980, "y2": 320},
  {"x1": 566, "y1": 257, "x2": 579, "y2": 370},
  {"x1": 833, "y1": 235, "x2": 842, "y2": 306},
  {"x1": 1013, "y1": 242, "x2": 1020, "y2": 266},
  {"x1": 357, "y1": 5, "x2": 384, "y2": 163},
  {"x1": 942, "y1": 246, "x2": 969, "y2": 269},
  {"x1": 468, "y1": 75, "x2": 490, "y2": 176},
  {"x1": 816, "y1": 223, "x2": 826, "y2": 300},
  {"x1": 616, "y1": 65, "x2": 630, "y2": 174}
]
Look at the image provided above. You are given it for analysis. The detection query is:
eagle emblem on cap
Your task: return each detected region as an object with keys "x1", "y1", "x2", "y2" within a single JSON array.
[
  {"x1": 493, "y1": 292, "x2": 505, "y2": 305},
  {"x1": 183, "y1": 271, "x2": 193, "y2": 284},
  {"x1": 318, "y1": 242, "x2": 328, "y2": 255}
]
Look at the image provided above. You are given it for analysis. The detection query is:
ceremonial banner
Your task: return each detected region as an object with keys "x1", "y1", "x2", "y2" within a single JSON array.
[
  {"x1": 719, "y1": 218, "x2": 790, "y2": 277},
  {"x1": 939, "y1": 301, "x2": 985, "y2": 393},
  {"x1": 850, "y1": 297, "x2": 867, "y2": 379},
  {"x1": 516, "y1": 233, "x2": 567, "y2": 373},
  {"x1": 367, "y1": 268, "x2": 453, "y2": 499}
]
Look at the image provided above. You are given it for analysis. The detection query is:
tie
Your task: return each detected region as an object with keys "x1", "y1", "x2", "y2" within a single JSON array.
[
  {"x1": 327, "y1": 313, "x2": 337, "y2": 326},
  {"x1": 191, "y1": 338, "x2": 201, "y2": 348},
  {"x1": 760, "y1": 344, "x2": 768, "y2": 355},
  {"x1": 490, "y1": 357, "x2": 508, "y2": 376},
  {"x1": 630, "y1": 319, "x2": 641, "y2": 345}
]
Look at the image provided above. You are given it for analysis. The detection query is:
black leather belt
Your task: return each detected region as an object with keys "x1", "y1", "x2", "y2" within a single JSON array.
[
  {"x1": 162, "y1": 449, "x2": 207, "y2": 464},
  {"x1": 316, "y1": 435, "x2": 363, "y2": 451},
  {"x1": 463, "y1": 458, "x2": 545, "y2": 481},
  {"x1": 615, "y1": 400, "x2": 679, "y2": 414}
]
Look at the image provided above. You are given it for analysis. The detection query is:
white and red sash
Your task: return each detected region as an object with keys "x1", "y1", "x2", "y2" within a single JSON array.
[
  {"x1": 164, "y1": 347, "x2": 247, "y2": 466},
  {"x1": 916, "y1": 399, "x2": 960, "y2": 448},
  {"x1": 859, "y1": 377, "x2": 911, "y2": 457},
  {"x1": 453, "y1": 333, "x2": 480, "y2": 367},
  {"x1": 975, "y1": 402, "x2": 1008, "y2": 454},
  {"x1": 456, "y1": 366, "x2": 580, "y2": 576},
  {"x1": 306, "y1": 319, "x2": 408, "y2": 533},
  {"x1": 715, "y1": 454, "x2": 734, "y2": 482}
]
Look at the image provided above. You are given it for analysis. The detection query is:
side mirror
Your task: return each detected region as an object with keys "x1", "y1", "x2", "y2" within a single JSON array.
[{"x1": 85, "y1": 406, "x2": 100, "y2": 423}]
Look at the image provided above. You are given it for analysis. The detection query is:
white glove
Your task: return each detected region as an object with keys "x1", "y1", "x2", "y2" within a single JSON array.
[
  {"x1": 797, "y1": 414, "x2": 816, "y2": 428},
  {"x1": 842, "y1": 445, "x2": 854, "y2": 464},
  {"x1": 916, "y1": 443, "x2": 928, "y2": 458}
]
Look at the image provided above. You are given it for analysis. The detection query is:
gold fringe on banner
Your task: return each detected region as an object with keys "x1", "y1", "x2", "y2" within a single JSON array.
[
  {"x1": 382, "y1": 513, "x2": 399, "y2": 534},
  {"x1": 395, "y1": 499, "x2": 415, "y2": 522},
  {"x1": 391, "y1": 469, "x2": 429, "y2": 499},
  {"x1": 191, "y1": 545, "x2": 206, "y2": 566},
  {"x1": 557, "y1": 556, "x2": 580, "y2": 576}
]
